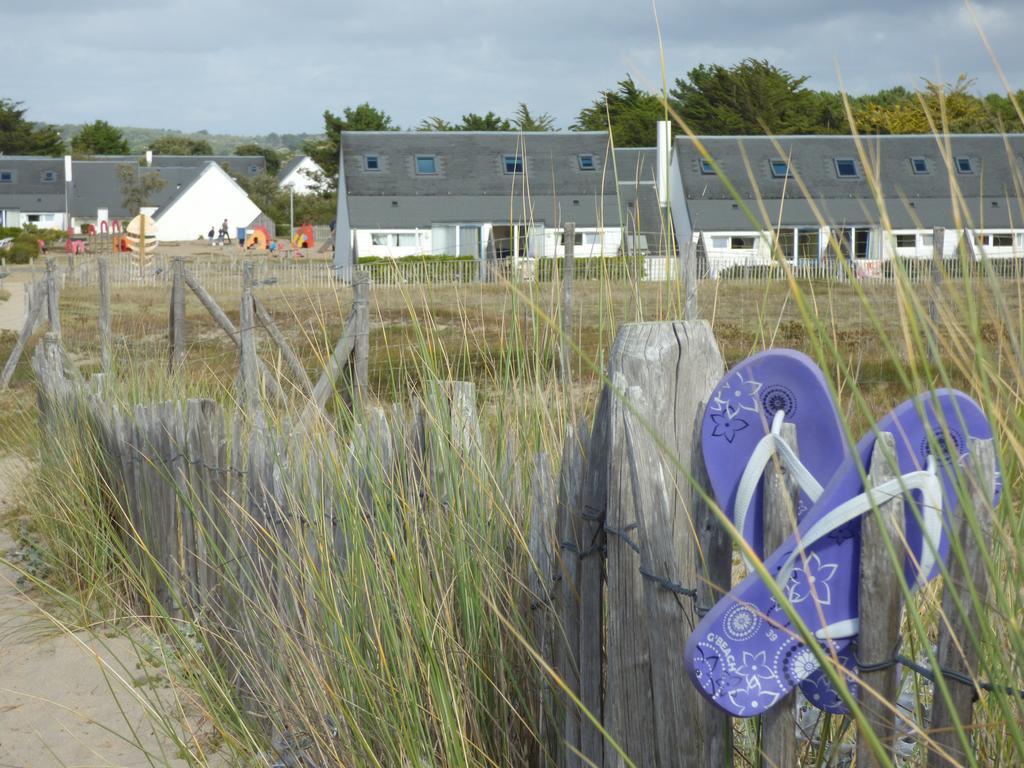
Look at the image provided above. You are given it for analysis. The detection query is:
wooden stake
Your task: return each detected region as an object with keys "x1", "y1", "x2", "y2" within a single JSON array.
[
  {"x1": 928, "y1": 438, "x2": 996, "y2": 767},
  {"x1": 99, "y1": 257, "x2": 111, "y2": 373},
  {"x1": 856, "y1": 432, "x2": 904, "y2": 767},
  {"x1": 559, "y1": 222, "x2": 575, "y2": 384},
  {"x1": 761, "y1": 422, "x2": 799, "y2": 767}
]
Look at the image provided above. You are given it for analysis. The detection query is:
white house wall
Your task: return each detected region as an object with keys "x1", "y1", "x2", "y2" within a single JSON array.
[
  {"x1": 155, "y1": 168, "x2": 260, "y2": 241},
  {"x1": 354, "y1": 225, "x2": 623, "y2": 259},
  {"x1": 280, "y1": 158, "x2": 324, "y2": 195}
]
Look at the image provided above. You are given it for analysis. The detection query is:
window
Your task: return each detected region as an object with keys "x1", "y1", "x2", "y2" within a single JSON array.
[
  {"x1": 0, "y1": 170, "x2": 14, "y2": 183},
  {"x1": 40, "y1": 170, "x2": 58, "y2": 183},
  {"x1": 834, "y1": 158, "x2": 858, "y2": 178},
  {"x1": 699, "y1": 158, "x2": 715, "y2": 175},
  {"x1": 578, "y1": 154, "x2": 595, "y2": 171},
  {"x1": 248, "y1": 164, "x2": 260, "y2": 174},
  {"x1": 895, "y1": 234, "x2": 917, "y2": 248},
  {"x1": 711, "y1": 237, "x2": 729, "y2": 249},
  {"x1": 371, "y1": 233, "x2": 390, "y2": 246},
  {"x1": 396, "y1": 233, "x2": 418, "y2": 247},
  {"x1": 730, "y1": 236, "x2": 757, "y2": 250},
  {"x1": 364, "y1": 155, "x2": 380, "y2": 171},
  {"x1": 797, "y1": 229, "x2": 819, "y2": 260},
  {"x1": 415, "y1": 155, "x2": 437, "y2": 175},
  {"x1": 911, "y1": 157, "x2": 929, "y2": 175},
  {"x1": 559, "y1": 231, "x2": 584, "y2": 246},
  {"x1": 956, "y1": 157, "x2": 974, "y2": 174},
  {"x1": 770, "y1": 159, "x2": 790, "y2": 179},
  {"x1": 503, "y1": 155, "x2": 524, "y2": 174}
]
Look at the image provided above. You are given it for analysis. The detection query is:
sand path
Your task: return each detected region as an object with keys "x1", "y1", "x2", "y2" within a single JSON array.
[
  {"x1": 0, "y1": 458, "x2": 194, "y2": 767},
  {"x1": 0, "y1": 271, "x2": 31, "y2": 333}
]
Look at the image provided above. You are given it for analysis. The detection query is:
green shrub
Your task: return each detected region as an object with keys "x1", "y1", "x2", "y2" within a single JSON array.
[{"x1": 534, "y1": 255, "x2": 646, "y2": 281}]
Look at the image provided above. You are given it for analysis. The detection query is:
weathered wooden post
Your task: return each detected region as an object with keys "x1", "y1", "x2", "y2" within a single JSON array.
[
  {"x1": 45, "y1": 258, "x2": 60, "y2": 338},
  {"x1": 603, "y1": 320, "x2": 724, "y2": 768},
  {"x1": 528, "y1": 452, "x2": 559, "y2": 766},
  {"x1": 856, "y1": 432, "x2": 904, "y2": 766},
  {"x1": 684, "y1": 235, "x2": 700, "y2": 321},
  {"x1": 352, "y1": 270, "x2": 370, "y2": 405},
  {"x1": 928, "y1": 438, "x2": 996, "y2": 767},
  {"x1": 238, "y1": 262, "x2": 260, "y2": 411},
  {"x1": 556, "y1": 421, "x2": 586, "y2": 768},
  {"x1": 99, "y1": 256, "x2": 112, "y2": 373},
  {"x1": 169, "y1": 256, "x2": 186, "y2": 371},
  {"x1": 559, "y1": 222, "x2": 575, "y2": 384},
  {"x1": 761, "y1": 422, "x2": 800, "y2": 767}
]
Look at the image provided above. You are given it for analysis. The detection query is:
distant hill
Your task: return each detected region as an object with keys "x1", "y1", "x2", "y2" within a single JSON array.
[{"x1": 56, "y1": 124, "x2": 324, "y2": 155}]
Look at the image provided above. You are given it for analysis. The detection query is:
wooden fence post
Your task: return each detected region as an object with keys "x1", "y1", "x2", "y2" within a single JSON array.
[
  {"x1": 169, "y1": 256, "x2": 186, "y2": 371},
  {"x1": 99, "y1": 256, "x2": 112, "y2": 373},
  {"x1": 238, "y1": 262, "x2": 260, "y2": 411},
  {"x1": 928, "y1": 438, "x2": 996, "y2": 767},
  {"x1": 45, "y1": 258, "x2": 60, "y2": 338},
  {"x1": 761, "y1": 422, "x2": 800, "y2": 767},
  {"x1": 579, "y1": 386, "x2": 611, "y2": 767},
  {"x1": 603, "y1": 320, "x2": 724, "y2": 767},
  {"x1": 856, "y1": 432, "x2": 904, "y2": 766},
  {"x1": 684, "y1": 235, "x2": 700, "y2": 322},
  {"x1": 556, "y1": 421, "x2": 586, "y2": 768},
  {"x1": 559, "y1": 222, "x2": 575, "y2": 384},
  {"x1": 528, "y1": 452, "x2": 559, "y2": 766},
  {"x1": 352, "y1": 270, "x2": 370, "y2": 405}
]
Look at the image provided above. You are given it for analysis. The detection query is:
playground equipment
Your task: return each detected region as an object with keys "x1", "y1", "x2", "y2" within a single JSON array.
[
  {"x1": 244, "y1": 225, "x2": 271, "y2": 250},
  {"x1": 291, "y1": 224, "x2": 315, "y2": 250}
]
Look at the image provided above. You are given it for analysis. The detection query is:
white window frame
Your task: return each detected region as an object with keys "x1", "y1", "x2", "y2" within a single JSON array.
[{"x1": 364, "y1": 155, "x2": 381, "y2": 171}]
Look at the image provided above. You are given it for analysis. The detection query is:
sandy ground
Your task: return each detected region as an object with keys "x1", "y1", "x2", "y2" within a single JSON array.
[
  {"x1": 0, "y1": 271, "x2": 30, "y2": 333},
  {"x1": 0, "y1": 458, "x2": 199, "y2": 767}
]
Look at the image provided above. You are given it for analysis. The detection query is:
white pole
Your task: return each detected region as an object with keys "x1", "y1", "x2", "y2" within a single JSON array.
[{"x1": 289, "y1": 184, "x2": 295, "y2": 242}]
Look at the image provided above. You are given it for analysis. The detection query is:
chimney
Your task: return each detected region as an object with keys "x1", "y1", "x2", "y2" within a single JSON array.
[
  {"x1": 656, "y1": 120, "x2": 671, "y2": 208},
  {"x1": 145, "y1": 149, "x2": 153, "y2": 166}
]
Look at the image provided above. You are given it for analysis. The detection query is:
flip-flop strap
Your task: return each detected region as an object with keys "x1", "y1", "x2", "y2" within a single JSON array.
[
  {"x1": 733, "y1": 410, "x2": 825, "y2": 570},
  {"x1": 774, "y1": 455, "x2": 943, "y2": 640}
]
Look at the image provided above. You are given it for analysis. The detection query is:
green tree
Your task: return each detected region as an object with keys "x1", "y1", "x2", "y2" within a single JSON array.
[
  {"x1": 304, "y1": 103, "x2": 396, "y2": 189},
  {"x1": 71, "y1": 120, "x2": 129, "y2": 155},
  {"x1": 149, "y1": 135, "x2": 214, "y2": 155},
  {"x1": 235, "y1": 172, "x2": 338, "y2": 232},
  {"x1": 671, "y1": 59, "x2": 822, "y2": 134},
  {"x1": 457, "y1": 111, "x2": 511, "y2": 131},
  {"x1": 0, "y1": 99, "x2": 65, "y2": 156},
  {"x1": 573, "y1": 76, "x2": 664, "y2": 146},
  {"x1": 234, "y1": 142, "x2": 281, "y2": 174},
  {"x1": 854, "y1": 76, "x2": 993, "y2": 134},
  {"x1": 118, "y1": 165, "x2": 167, "y2": 215},
  {"x1": 417, "y1": 116, "x2": 453, "y2": 131},
  {"x1": 512, "y1": 103, "x2": 556, "y2": 131}
]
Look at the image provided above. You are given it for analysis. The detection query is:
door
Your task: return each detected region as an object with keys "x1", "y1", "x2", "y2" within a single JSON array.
[{"x1": 459, "y1": 226, "x2": 481, "y2": 259}]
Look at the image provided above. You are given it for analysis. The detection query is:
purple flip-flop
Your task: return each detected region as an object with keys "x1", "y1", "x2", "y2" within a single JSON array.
[
  {"x1": 702, "y1": 350, "x2": 855, "y2": 711},
  {"x1": 687, "y1": 389, "x2": 997, "y2": 717}
]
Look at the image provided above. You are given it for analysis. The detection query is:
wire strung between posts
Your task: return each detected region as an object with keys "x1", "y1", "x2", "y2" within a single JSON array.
[{"x1": 854, "y1": 640, "x2": 1024, "y2": 701}]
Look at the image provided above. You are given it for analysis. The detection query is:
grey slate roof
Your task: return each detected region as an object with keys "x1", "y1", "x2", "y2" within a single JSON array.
[
  {"x1": 0, "y1": 156, "x2": 205, "y2": 217},
  {"x1": 276, "y1": 155, "x2": 306, "y2": 183},
  {"x1": 340, "y1": 131, "x2": 618, "y2": 228},
  {"x1": 674, "y1": 134, "x2": 1024, "y2": 230}
]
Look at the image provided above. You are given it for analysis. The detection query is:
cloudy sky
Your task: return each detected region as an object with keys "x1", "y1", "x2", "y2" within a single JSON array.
[{"x1": 8, "y1": 0, "x2": 1024, "y2": 135}]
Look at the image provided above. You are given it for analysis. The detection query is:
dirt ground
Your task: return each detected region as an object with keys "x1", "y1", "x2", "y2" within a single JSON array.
[{"x1": 0, "y1": 458, "x2": 202, "y2": 767}]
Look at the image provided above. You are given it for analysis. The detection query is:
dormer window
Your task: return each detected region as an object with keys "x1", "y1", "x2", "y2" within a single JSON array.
[
  {"x1": 911, "y1": 157, "x2": 929, "y2": 175},
  {"x1": 956, "y1": 157, "x2": 974, "y2": 174},
  {"x1": 503, "y1": 155, "x2": 524, "y2": 174},
  {"x1": 834, "y1": 158, "x2": 858, "y2": 178},
  {"x1": 364, "y1": 154, "x2": 380, "y2": 171},
  {"x1": 415, "y1": 155, "x2": 437, "y2": 175},
  {"x1": 578, "y1": 154, "x2": 595, "y2": 171},
  {"x1": 770, "y1": 159, "x2": 790, "y2": 179}
]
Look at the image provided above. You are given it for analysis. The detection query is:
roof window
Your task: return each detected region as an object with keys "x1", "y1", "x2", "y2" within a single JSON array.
[
  {"x1": 415, "y1": 155, "x2": 437, "y2": 175},
  {"x1": 364, "y1": 154, "x2": 380, "y2": 171},
  {"x1": 578, "y1": 154, "x2": 595, "y2": 171},
  {"x1": 699, "y1": 158, "x2": 715, "y2": 175},
  {"x1": 0, "y1": 170, "x2": 15, "y2": 183},
  {"x1": 834, "y1": 158, "x2": 858, "y2": 178},
  {"x1": 911, "y1": 157, "x2": 929, "y2": 175},
  {"x1": 770, "y1": 159, "x2": 790, "y2": 179},
  {"x1": 955, "y1": 157, "x2": 974, "y2": 174},
  {"x1": 503, "y1": 155, "x2": 524, "y2": 174}
]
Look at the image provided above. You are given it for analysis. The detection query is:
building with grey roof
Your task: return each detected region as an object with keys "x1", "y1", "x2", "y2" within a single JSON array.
[
  {"x1": 670, "y1": 133, "x2": 1024, "y2": 271},
  {"x1": 334, "y1": 131, "x2": 657, "y2": 266},
  {"x1": 0, "y1": 156, "x2": 265, "y2": 239}
]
